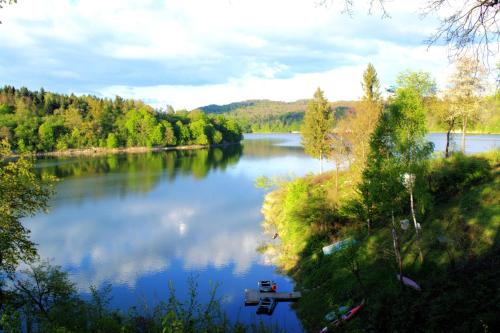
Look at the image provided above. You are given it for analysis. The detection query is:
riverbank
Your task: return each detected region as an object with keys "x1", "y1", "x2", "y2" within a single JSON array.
[
  {"x1": 17, "y1": 142, "x2": 241, "y2": 158},
  {"x1": 261, "y1": 151, "x2": 499, "y2": 332}
]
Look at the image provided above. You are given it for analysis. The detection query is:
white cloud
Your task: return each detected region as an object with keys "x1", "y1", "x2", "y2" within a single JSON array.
[
  {"x1": 101, "y1": 43, "x2": 453, "y2": 109},
  {"x1": 0, "y1": 0, "x2": 498, "y2": 108}
]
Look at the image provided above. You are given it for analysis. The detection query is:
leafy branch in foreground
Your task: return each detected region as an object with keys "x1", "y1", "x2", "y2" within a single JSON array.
[
  {"x1": 317, "y1": 0, "x2": 500, "y2": 63},
  {"x1": 2, "y1": 261, "x2": 282, "y2": 333},
  {"x1": 0, "y1": 139, "x2": 54, "y2": 310}
]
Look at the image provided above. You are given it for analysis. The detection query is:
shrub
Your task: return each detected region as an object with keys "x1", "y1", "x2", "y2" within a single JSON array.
[{"x1": 429, "y1": 153, "x2": 492, "y2": 202}]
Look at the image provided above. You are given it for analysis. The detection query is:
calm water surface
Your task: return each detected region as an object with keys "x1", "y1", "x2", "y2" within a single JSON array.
[{"x1": 24, "y1": 133, "x2": 498, "y2": 332}]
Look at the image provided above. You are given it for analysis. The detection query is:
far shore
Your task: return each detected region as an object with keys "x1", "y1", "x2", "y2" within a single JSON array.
[
  {"x1": 244, "y1": 131, "x2": 500, "y2": 135},
  {"x1": 18, "y1": 142, "x2": 240, "y2": 158},
  {"x1": 12, "y1": 130, "x2": 500, "y2": 158}
]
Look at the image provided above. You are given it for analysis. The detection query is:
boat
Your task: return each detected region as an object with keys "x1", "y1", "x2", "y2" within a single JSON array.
[
  {"x1": 324, "y1": 306, "x2": 349, "y2": 322},
  {"x1": 320, "y1": 300, "x2": 364, "y2": 331},
  {"x1": 396, "y1": 274, "x2": 421, "y2": 291},
  {"x1": 322, "y1": 238, "x2": 356, "y2": 255},
  {"x1": 258, "y1": 280, "x2": 277, "y2": 292},
  {"x1": 341, "y1": 302, "x2": 364, "y2": 321},
  {"x1": 256, "y1": 297, "x2": 277, "y2": 315}
]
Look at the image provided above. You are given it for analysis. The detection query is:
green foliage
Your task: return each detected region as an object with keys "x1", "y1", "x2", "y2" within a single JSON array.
[
  {"x1": 106, "y1": 133, "x2": 118, "y2": 148},
  {"x1": 189, "y1": 119, "x2": 210, "y2": 145},
  {"x1": 362, "y1": 63, "x2": 381, "y2": 102},
  {"x1": 160, "y1": 120, "x2": 177, "y2": 146},
  {"x1": 0, "y1": 140, "x2": 55, "y2": 318},
  {"x1": 0, "y1": 140, "x2": 54, "y2": 280},
  {"x1": 5, "y1": 261, "x2": 281, "y2": 333},
  {"x1": 301, "y1": 88, "x2": 333, "y2": 161},
  {"x1": 200, "y1": 99, "x2": 356, "y2": 133},
  {"x1": 174, "y1": 120, "x2": 191, "y2": 145},
  {"x1": 429, "y1": 153, "x2": 493, "y2": 201},
  {"x1": 0, "y1": 306, "x2": 21, "y2": 333},
  {"x1": 395, "y1": 70, "x2": 437, "y2": 97},
  {"x1": 359, "y1": 84, "x2": 434, "y2": 225},
  {"x1": 0, "y1": 86, "x2": 242, "y2": 154}
]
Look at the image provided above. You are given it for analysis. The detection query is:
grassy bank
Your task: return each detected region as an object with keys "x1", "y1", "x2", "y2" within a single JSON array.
[{"x1": 261, "y1": 151, "x2": 499, "y2": 332}]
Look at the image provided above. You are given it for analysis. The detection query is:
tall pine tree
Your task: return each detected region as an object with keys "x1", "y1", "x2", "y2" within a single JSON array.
[
  {"x1": 362, "y1": 63, "x2": 381, "y2": 102},
  {"x1": 301, "y1": 87, "x2": 333, "y2": 173}
]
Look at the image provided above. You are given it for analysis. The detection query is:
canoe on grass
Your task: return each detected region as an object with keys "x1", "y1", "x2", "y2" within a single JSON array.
[
  {"x1": 396, "y1": 274, "x2": 422, "y2": 291},
  {"x1": 320, "y1": 300, "x2": 365, "y2": 332},
  {"x1": 324, "y1": 305, "x2": 349, "y2": 322},
  {"x1": 322, "y1": 238, "x2": 356, "y2": 255}
]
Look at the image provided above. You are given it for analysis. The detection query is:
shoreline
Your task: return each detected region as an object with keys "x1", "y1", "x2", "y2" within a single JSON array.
[
  {"x1": 243, "y1": 131, "x2": 500, "y2": 135},
  {"x1": 22, "y1": 142, "x2": 240, "y2": 158}
]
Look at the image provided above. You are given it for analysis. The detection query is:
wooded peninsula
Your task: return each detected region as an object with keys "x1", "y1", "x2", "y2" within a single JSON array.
[{"x1": 0, "y1": 86, "x2": 243, "y2": 154}]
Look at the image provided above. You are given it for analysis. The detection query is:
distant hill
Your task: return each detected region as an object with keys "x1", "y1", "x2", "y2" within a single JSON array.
[
  {"x1": 198, "y1": 99, "x2": 357, "y2": 133},
  {"x1": 199, "y1": 99, "x2": 309, "y2": 115}
]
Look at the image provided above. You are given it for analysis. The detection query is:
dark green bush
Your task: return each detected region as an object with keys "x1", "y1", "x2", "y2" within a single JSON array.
[{"x1": 429, "y1": 153, "x2": 492, "y2": 202}]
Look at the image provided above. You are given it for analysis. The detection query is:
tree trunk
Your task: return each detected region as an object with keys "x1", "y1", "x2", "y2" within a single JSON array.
[
  {"x1": 461, "y1": 116, "x2": 467, "y2": 153},
  {"x1": 335, "y1": 163, "x2": 339, "y2": 196},
  {"x1": 352, "y1": 261, "x2": 366, "y2": 295},
  {"x1": 445, "y1": 127, "x2": 451, "y2": 158},
  {"x1": 0, "y1": 251, "x2": 3, "y2": 311},
  {"x1": 391, "y1": 211, "x2": 404, "y2": 286},
  {"x1": 410, "y1": 187, "x2": 424, "y2": 263}
]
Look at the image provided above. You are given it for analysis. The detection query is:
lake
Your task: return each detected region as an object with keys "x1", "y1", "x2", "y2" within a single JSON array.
[{"x1": 24, "y1": 133, "x2": 499, "y2": 332}]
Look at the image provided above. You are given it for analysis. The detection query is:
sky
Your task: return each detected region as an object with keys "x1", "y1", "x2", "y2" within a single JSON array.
[{"x1": 0, "y1": 0, "x2": 497, "y2": 109}]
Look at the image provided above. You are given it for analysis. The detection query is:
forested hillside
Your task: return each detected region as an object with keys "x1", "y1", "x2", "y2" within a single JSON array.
[
  {"x1": 0, "y1": 86, "x2": 242, "y2": 154},
  {"x1": 199, "y1": 99, "x2": 356, "y2": 133}
]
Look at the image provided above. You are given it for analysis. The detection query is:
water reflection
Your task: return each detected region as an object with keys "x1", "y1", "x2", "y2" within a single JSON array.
[
  {"x1": 34, "y1": 145, "x2": 243, "y2": 202},
  {"x1": 25, "y1": 138, "x2": 309, "y2": 330}
]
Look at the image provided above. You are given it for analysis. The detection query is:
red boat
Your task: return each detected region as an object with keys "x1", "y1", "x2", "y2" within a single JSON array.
[
  {"x1": 319, "y1": 300, "x2": 365, "y2": 332},
  {"x1": 341, "y1": 303, "x2": 363, "y2": 321}
]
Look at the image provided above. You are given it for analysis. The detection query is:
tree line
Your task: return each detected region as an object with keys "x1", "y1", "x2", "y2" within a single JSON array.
[
  {"x1": 302, "y1": 57, "x2": 499, "y2": 178},
  {"x1": 0, "y1": 86, "x2": 243, "y2": 154}
]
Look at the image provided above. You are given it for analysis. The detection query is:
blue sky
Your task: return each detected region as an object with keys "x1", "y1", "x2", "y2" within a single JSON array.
[{"x1": 0, "y1": 0, "x2": 494, "y2": 109}]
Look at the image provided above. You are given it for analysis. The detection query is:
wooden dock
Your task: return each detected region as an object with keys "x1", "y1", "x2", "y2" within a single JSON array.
[{"x1": 244, "y1": 289, "x2": 301, "y2": 305}]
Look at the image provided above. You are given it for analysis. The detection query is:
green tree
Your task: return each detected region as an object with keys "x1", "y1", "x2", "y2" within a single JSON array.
[
  {"x1": 338, "y1": 63, "x2": 383, "y2": 181},
  {"x1": 0, "y1": 140, "x2": 53, "y2": 310},
  {"x1": 362, "y1": 63, "x2": 381, "y2": 102},
  {"x1": 448, "y1": 57, "x2": 487, "y2": 152},
  {"x1": 160, "y1": 120, "x2": 177, "y2": 146},
  {"x1": 189, "y1": 119, "x2": 210, "y2": 145},
  {"x1": 13, "y1": 116, "x2": 38, "y2": 152},
  {"x1": 188, "y1": 109, "x2": 206, "y2": 122},
  {"x1": 431, "y1": 95, "x2": 459, "y2": 158},
  {"x1": 38, "y1": 117, "x2": 65, "y2": 152},
  {"x1": 396, "y1": 70, "x2": 437, "y2": 98},
  {"x1": 0, "y1": 85, "x2": 242, "y2": 153},
  {"x1": 213, "y1": 130, "x2": 223, "y2": 144},
  {"x1": 224, "y1": 118, "x2": 243, "y2": 142},
  {"x1": 13, "y1": 261, "x2": 77, "y2": 326},
  {"x1": 106, "y1": 133, "x2": 118, "y2": 149},
  {"x1": 360, "y1": 83, "x2": 433, "y2": 260},
  {"x1": 175, "y1": 121, "x2": 191, "y2": 145},
  {"x1": 123, "y1": 107, "x2": 158, "y2": 147},
  {"x1": 301, "y1": 87, "x2": 333, "y2": 173}
]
